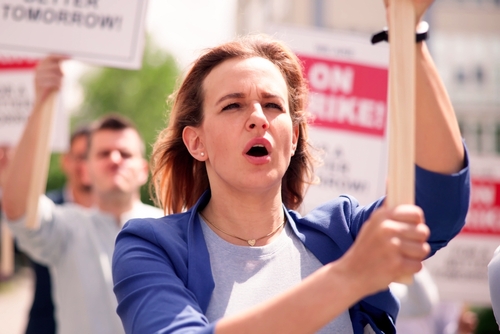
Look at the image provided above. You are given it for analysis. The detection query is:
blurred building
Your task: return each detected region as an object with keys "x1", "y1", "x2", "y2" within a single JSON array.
[
  {"x1": 430, "y1": 0, "x2": 500, "y2": 156},
  {"x1": 236, "y1": 0, "x2": 500, "y2": 156}
]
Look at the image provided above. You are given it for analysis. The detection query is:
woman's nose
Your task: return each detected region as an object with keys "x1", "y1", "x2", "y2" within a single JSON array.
[{"x1": 247, "y1": 103, "x2": 269, "y2": 130}]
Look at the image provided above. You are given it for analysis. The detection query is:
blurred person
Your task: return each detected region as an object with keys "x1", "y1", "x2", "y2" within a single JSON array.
[
  {"x1": 391, "y1": 266, "x2": 477, "y2": 334},
  {"x1": 488, "y1": 245, "x2": 500, "y2": 330},
  {"x1": 390, "y1": 266, "x2": 439, "y2": 333},
  {"x1": 433, "y1": 301, "x2": 477, "y2": 334},
  {"x1": 47, "y1": 125, "x2": 93, "y2": 206},
  {"x1": 26, "y1": 125, "x2": 92, "y2": 334},
  {"x1": 111, "y1": 0, "x2": 470, "y2": 332},
  {"x1": 1, "y1": 56, "x2": 164, "y2": 334}
]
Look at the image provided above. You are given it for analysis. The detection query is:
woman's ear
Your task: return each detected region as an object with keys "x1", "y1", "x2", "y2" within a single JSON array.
[{"x1": 183, "y1": 126, "x2": 207, "y2": 161}]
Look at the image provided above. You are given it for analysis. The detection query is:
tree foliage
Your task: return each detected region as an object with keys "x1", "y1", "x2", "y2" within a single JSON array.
[{"x1": 47, "y1": 38, "x2": 180, "y2": 205}]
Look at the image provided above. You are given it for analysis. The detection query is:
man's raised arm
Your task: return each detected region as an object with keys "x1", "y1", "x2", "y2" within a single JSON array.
[{"x1": 1, "y1": 56, "x2": 65, "y2": 220}]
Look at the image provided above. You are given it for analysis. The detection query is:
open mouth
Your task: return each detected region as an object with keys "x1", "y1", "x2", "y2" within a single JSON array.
[{"x1": 246, "y1": 144, "x2": 269, "y2": 157}]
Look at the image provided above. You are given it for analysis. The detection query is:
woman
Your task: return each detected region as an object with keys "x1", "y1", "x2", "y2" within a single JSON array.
[{"x1": 112, "y1": 3, "x2": 469, "y2": 333}]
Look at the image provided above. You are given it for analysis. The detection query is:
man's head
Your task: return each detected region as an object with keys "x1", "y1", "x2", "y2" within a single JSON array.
[
  {"x1": 86, "y1": 114, "x2": 148, "y2": 199},
  {"x1": 61, "y1": 126, "x2": 91, "y2": 194}
]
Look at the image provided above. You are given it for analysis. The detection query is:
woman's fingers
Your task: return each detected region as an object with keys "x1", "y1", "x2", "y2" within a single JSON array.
[
  {"x1": 382, "y1": 205, "x2": 430, "y2": 256},
  {"x1": 342, "y1": 203, "x2": 431, "y2": 294},
  {"x1": 394, "y1": 236, "x2": 431, "y2": 259}
]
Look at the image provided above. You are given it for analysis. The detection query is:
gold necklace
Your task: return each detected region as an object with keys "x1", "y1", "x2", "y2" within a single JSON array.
[{"x1": 199, "y1": 212, "x2": 287, "y2": 247}]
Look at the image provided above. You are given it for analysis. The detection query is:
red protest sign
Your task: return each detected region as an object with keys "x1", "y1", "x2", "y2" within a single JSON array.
[
  {"x1": 299, "y1": 55, "x2": 388, "y2": 137},
  {"x1": 461, "y1": 177, "x2": 500, "y2": 236}
]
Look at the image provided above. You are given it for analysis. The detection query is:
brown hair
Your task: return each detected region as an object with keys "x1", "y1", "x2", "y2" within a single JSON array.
[
  {"x1": 151, "y1": 34, "x2": 317, "y2": 214},
  {"x1": 69, "y1": 124, "x2": 91, "y2": 148}
]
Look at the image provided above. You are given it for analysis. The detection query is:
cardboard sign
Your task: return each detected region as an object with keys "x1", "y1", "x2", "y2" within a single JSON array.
[
  {"x1": 0, "y1": 0, "x2": 148, "y2": 69},
  {"x1": 0, "y1": 55, "x2": 68, "y2": 151},
  {"x1": 425, "y1": 155, "x2": 500, "y2": 305},
  {"x1": 269, "y1": 25, "x2": 389, "y2": 211}
]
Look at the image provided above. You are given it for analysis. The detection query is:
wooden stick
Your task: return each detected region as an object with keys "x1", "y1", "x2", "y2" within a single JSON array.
[
  {"x1": 25, "y1": 92, "x2": 58, "y2": 230},
  {"x1": 0, "y1": 221, "x2": 14, "y2": 278},
  {"x1": 387, "y1": 0, "x2": 416, "y2": 284}
]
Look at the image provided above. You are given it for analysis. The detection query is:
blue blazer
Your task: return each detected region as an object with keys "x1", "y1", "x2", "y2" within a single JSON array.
[{"x1": 113, "y1": 160, "x2": 470, "y2": 334}]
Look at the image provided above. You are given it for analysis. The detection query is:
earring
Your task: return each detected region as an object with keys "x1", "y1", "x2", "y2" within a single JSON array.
[{"x1": 201, "y1": 152, "x2": 205, "y2": 157}]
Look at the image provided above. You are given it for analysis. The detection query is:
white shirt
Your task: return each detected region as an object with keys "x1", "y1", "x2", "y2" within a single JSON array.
[{"x1": 6, "y1": 195, "x2": 164, "y2": 334}]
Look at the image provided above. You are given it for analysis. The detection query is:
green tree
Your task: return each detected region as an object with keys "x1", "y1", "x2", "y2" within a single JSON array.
[{"x1": 47, "y1": 38, "x2": 180, "y2": 206}]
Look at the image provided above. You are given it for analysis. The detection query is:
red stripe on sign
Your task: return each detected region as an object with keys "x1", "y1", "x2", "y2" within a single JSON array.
[
  {"x1": 461, "y1": 178, "x2": 500, "y2": 236},
  {"x1": 0, "y1": 58, "x2": 38, "y2": 70},
  {"x1": 298, "y1": 54, "x2": 388, "y2": 137}
]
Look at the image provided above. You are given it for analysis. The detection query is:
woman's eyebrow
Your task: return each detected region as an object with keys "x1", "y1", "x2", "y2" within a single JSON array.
[
  {"x1": 261, "y1": 92, "x2": 285, "y2": 102},
  {"x1": 215, "y1": 92, "x2": 245, "y2": 106}
]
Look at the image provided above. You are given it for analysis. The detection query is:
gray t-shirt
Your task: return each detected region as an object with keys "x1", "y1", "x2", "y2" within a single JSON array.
[
  {"x1": 7, "y1": 195, "x2": 164, "y2": 334},
  {"x1": 200, "y1": 214, "x2": 354, "y2": 333}
]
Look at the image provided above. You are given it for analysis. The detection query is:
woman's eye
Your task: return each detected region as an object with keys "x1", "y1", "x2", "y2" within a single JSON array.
[
  {"x1": 222, "y1": 103, "x2": 240, "y2": 111},
  {"x1": 265, "y1": 102, "x2": 283, "y2": 111}
]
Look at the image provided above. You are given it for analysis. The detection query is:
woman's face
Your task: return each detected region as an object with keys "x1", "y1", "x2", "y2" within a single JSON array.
[{"x1": 196, "y1": 56, "x2": 298, "y2": 195}]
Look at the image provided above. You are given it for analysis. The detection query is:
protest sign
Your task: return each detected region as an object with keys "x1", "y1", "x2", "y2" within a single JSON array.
[
  {"x1": 0, "y1": 0, "x2": 148, "y2": 69},
  {"x1": 0, "y1": 55, "x2": 68, "y2": 151},
  {"x1": 425, "y1": 155, "x2": 500, "y2": 305},
  {"x1": 269, "y1": 25, "x2": 389, "y2": 212}
]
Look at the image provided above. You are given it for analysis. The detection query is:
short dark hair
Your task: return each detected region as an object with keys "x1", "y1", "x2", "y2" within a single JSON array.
[
  {"x1": 90, "y1": 113, "x2": 137, "y2": 132},
  {"x1": 69, "y1": 124, "x2": 91, "y2": 148},
  {"x1": 88, "y1": 113, "x2": 145, "y2": 156}
]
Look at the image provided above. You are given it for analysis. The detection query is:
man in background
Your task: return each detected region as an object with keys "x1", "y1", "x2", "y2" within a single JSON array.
[
  {"x1": 2, "y1": 55, "x2": 163, "y2": 334},
  {"x1": 47, "y1": 125, "x2": 93, "y2": 206}
]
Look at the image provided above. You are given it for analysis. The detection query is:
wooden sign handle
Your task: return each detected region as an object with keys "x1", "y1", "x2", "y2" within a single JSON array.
[
  {"x1": 25, "y1": 92, "x2": 58, "y2": 230},
  {"x1": 386, "y1": 0, "x2": 416, "y2": 284}
]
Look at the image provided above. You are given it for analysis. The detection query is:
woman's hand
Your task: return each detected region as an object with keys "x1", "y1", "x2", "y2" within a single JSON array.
[
  {"x1": 383, "y1": 0, "x2": 434, "y2": 23},
  {"x1": 340, "y1": 204, "x2": 430, "y2": 296}
]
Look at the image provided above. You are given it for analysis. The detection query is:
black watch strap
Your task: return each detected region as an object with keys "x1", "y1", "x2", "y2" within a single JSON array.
[{"x1": 371, "y1": 21, "x2": 429, "y2": 44}]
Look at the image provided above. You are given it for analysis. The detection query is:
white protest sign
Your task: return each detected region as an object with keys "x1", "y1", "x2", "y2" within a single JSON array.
[
  {"x1": 0, "y1": 0, "x2": 148, "y2": 69},
  {"x1": 425, "y1": 155, "x2": 500, "y2": 305},
  {"x1": 0, "y1": 55, "x2": 68, "y2": 151},
  {"x1": 269, "y1": 25, "x2": 389, "y2": 212}
]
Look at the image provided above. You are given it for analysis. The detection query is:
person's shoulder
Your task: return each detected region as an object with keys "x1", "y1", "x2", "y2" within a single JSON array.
[
  {"x1": 489, "y1": 245, "x2": 500, "y2": 269},
  {"x1": 290, "y1": 194, "x2": 378, "y2": 238},
  {"x1": 292, "y1": 195, "x2": 361, "y2": 222}
]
